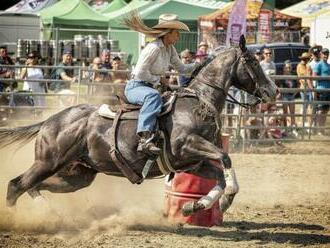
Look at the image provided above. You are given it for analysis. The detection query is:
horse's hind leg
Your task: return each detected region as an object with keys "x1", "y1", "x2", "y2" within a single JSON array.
[
  {"x1": 6, "y1": 160, "x2": 62, "y2": 207},
  {"x1": 27, "y1": 162, "x2": 97, "y2": 199}
]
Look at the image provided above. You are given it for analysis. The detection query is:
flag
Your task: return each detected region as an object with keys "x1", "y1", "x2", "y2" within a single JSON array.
[
  {"x1": 226, "y1": 0, "x2": 248, "y2": 47},
  {"x1": 5, "y1": 0, "x2": 57, "y2": 13}
]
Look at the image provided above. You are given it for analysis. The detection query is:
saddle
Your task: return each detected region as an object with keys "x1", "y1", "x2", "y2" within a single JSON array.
[
  {"x1": 98, "y1": 91, "x2": 179, "y2": 184},
  {"x1": 98, "y1": 92, "x2": 177, "y2": 184},
  {"x1": 98, "y1": 91, "x2": 177, "y2": 120}
]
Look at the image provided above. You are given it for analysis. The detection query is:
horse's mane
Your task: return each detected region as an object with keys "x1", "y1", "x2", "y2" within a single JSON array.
[{"x1": 187, "y1": 48, "x2": 237, "y2": 85}]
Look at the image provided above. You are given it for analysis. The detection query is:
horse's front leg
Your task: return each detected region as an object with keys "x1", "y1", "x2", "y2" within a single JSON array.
[{"x1": 180, "y1": 134, "x2": 239, "y2": 215}]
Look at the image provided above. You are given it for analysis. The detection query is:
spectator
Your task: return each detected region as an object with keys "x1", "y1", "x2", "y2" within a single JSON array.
[
  {"x1": 111, "y1": 56, "x2": 129, "y2": 84},
  {"x1": 313, "y1": 48, "x2": 330, "y2": 135},
  {"x1": 260, "y1": 48, "x2": 276, "y2": 76},
  {"x1": 265, "y1": 104, "x2": 283, "y2": 143},
  {"x1": 178, "y1": 49, "x2": 194, "y2": 87},
  {"x1": 51, "y1": 49, "x2": 76, "y2": 92},
  {"x1": 297, "y1": 51, "x2": 313, "y2": 126},
  {"x1": 52, "y1": 49, "x2": 76, "y2": 107},
  {"x1": 0, "y1": 46, "x2": 15, "y2": 92},
  {"x1": 308, "y1": 46, "x2": 321, "y2": 87},
  {"x1": 195, "y1": 41, "x2": 209, "y2": 63},
  {"x1": 20, "y1": 51, "x2": 46, "y2": 107},
  {"x1": 279, "y1": 60, "x2": 297, "y2": 135},
  {"x1": 99, "y1": 49, "x2": 112, "y2": 81},
  {"x1": 100, "y1": 49, "x2": 112, "y2": 69},
  {"x1": 90, "y1": 57, "x2": 114, "y2": 97},
  {"x1": 91, "y1": 57, "x2": 105, "y2": 82},
  {"x1": 254, "y1": 49, "x2": 263, "y2": 62},
  {"x1": 195, "y1": 49, "x2": 208, "y2": 63},
  {"x1": 197, "y1": 41, "x2": 209, "y2": 55}
]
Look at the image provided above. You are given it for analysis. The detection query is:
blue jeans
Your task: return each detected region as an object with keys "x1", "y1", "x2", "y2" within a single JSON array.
[{"x1": 124, "y1": 80, "x2": 162, "y2": 133}]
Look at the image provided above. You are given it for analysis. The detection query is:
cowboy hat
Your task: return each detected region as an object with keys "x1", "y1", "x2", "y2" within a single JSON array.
[
  {"x1": 152, "y1": 14, "x2": 189, "y2": 32},
  {"x1": 299, "y1": 52, "x2": 311, "y2": 60}
]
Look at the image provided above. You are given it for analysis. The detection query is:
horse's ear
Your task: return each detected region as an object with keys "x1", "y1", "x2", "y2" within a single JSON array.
[{"x1": 239, "y1": 35, "x2": 247, "y2": 52}]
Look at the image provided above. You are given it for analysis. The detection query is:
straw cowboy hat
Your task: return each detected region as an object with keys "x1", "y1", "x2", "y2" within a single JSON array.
[
  {"x1": 123, "y1": 12, "x2": 189, "y2": 37},
  {"x1": 152, "y1": 14, "x2": 189, "y2": 31},
  {"x1": 299, "y1": 52, "x2": 311, "y2": 60}
]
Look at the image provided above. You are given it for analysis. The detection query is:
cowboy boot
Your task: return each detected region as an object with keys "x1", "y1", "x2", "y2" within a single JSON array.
[{"x1": 137, "y1": 131, "x2": 161, "y2": 155}]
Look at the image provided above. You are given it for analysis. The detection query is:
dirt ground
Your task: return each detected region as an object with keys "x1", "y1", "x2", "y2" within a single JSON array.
[{"x1": 0, "y1": 141, "x2": 329, "y2": 248}]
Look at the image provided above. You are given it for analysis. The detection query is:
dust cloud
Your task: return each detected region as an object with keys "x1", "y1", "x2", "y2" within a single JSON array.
[{"x1": 0, "y1": 141, "x2": 170, "y2": 237}]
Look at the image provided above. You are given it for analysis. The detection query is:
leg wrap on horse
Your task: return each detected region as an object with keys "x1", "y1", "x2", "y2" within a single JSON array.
[
  {"x1": 198, "y1": 185, "x2": 224, "y2": 210},
  {"x1": 224, "y1": 168, "x2": 239, "y2": 195}
]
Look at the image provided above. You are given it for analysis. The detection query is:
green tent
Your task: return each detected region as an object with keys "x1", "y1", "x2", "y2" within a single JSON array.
[
  {"x1": 140, "y1": 0, "x2": 227, "y2": 31},
  {"x1": 107, "y1": 0, "x2": 229, "y2": 30},
  {"x1": 107, "y1": 0, "x2": 229, "y2": 63},
  {"x1": 39, "y1": 0, "x2": 109, "y2": 27},
  {"x1": 100, "y1": 0, "x2": 127, "y2": 15},
  {"x1": 105, "y1": 0, "x2": 157, "y2": 29}
]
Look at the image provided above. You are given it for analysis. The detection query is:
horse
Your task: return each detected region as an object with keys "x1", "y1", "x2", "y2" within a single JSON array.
[{"x1": 0, "y1": 36, "x2": 277, "y2": 216}]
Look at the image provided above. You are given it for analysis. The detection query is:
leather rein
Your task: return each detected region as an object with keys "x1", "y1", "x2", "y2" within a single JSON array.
[{"x1": 199, "y1": 49, "x2": 263, "y2": 109}]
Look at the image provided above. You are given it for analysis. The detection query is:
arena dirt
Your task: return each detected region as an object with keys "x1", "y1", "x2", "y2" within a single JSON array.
[{"x1": 0, "y1": 141, "x2": 329, "y2": 248}]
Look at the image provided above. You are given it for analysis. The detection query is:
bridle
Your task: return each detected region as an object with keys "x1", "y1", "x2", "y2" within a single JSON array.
[
  {"x1": 237, "y1": 49, "x2": 266, "y2": 102},
  {"x1": 196, "y1": 49, "x2": 265, "y2": 109}
]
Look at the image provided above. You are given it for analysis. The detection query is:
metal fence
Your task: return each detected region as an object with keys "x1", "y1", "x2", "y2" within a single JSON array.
[{"x1": 1, "y1": 65, "x2": 330, "y2": 151}]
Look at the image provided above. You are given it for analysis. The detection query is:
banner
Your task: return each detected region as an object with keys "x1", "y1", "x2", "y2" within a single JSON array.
[
  {"x1": 226, "y1": 0, "x2": 248, "y2": 47},
  {"x1": 5, "y1": 0, "x2": 57, "y2": 13},
  {"x1": 258, "y1": 8, "x2": 273, "y2": 43}
]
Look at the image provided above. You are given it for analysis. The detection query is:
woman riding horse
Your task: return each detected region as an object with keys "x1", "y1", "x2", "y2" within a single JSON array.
[{"x1": 123, "y1": 13, "x2": 199, "y2": 155}]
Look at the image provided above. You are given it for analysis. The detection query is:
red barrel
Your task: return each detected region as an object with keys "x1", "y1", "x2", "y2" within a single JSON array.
[{"x1": 163, "y1": 134, "x2": 230, "y2": 227}]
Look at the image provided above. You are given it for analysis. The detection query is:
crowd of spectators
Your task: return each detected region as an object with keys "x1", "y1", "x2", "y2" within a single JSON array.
[
  {"x1": 0, "y1": 40, "x2": 329, "y2": 140},
  {"x1": 245, "y1": 45, "x2": 330, "y2": 143}
]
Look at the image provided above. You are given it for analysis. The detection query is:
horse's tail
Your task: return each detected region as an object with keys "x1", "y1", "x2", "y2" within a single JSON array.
[{"x1": 0, "y1": 121, "x2": 45, "y2": 149}]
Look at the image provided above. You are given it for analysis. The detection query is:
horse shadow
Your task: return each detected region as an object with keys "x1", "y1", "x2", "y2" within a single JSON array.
[{"x1": 127, "y1": 220, "x2": 330, "y2": 246}]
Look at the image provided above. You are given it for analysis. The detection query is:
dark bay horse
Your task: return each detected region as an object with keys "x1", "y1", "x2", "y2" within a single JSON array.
[{"x1": 0, "y1": 37, "x2": 277, "y2": 216}]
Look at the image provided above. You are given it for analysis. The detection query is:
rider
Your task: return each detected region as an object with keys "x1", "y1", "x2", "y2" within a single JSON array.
[{"x1": 123, "y1": 13, "x2": 199, "y2": 155}]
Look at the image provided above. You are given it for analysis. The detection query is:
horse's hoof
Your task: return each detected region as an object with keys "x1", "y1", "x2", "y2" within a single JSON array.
[
  {"x1": 181, "y1": 201, "x2": 205, "y2": 216},
  {"x1": 219, "y1": 194, "x2": 236, "y2": 213},
  {"x1": 6, "y1": 198, "x2": 16, "y2": 208}
]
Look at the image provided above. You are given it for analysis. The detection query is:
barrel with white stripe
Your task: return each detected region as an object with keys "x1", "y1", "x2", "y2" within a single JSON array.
[{"x1": 163, "y1": 134, "x2": 229, "y2": 227}]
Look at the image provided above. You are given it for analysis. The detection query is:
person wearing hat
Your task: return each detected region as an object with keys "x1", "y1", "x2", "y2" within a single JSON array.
[
  {"x1": 122, "y1": 13, "x2": 199, "y2": 155},
  {"x1": 254, "y1": 49, "x2": 263, "y2": 62},
  {"x1": 198, "y1": 41, "x2": 209, "y2": 54},
  {"x1": 297, "y1": 51, "x2": 314, "y2": 126},
  {"x1": 195, "y1": 41, "x2": 209, "y2": 63},
  {"x1": 313, "y1": 47, "x2": 330, "y2": 134},
  {"x1": 20, "y1": 51, "x2": 46, "y2": 108}
]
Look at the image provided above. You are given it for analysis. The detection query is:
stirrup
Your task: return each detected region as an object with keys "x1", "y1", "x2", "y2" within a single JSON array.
[{"x1": 137, "y1": 133, "x2": 161, "y2": 155}]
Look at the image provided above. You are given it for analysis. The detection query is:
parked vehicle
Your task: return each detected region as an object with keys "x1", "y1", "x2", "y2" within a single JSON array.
[
  {"x1": 247, "y1": 42, "x2": 310, "y2": 74},
  {"x1": 214, "y1": 42, "x2": 310, "y2": 74}
]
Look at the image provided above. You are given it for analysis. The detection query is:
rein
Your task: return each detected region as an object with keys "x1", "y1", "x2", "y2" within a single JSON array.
[{"x1": 196, "y1": 50, "x2": 262, "y2": 109}]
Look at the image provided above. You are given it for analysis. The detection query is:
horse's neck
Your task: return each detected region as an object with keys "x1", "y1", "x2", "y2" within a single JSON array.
[{"x1": 189, "y1": 49, "x2": 237, "y2": 112}]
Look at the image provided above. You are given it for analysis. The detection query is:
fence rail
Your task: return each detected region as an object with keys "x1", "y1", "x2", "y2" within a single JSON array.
[{"x1": 1, "y1": 65, "x2": 330, "y2": 151}]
